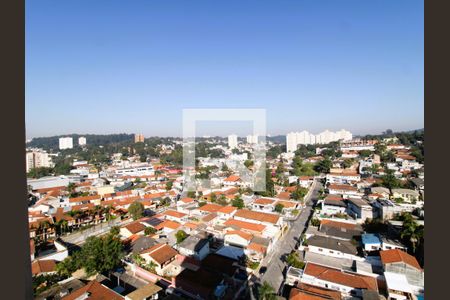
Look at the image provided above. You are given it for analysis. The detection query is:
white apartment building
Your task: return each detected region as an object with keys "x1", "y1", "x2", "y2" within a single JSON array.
[
  {"x1": 78, "y1": 136, "x2": 87, "y2": 146},
  {"x1": 246, "y1": 134, "x2": 258, "y2": 144},
  {"x1": 59, "y1": 137, "x2": 73, "y2": 150},
  {"x1": 26, "y1": 150, "x2": 54, "y2": 172},
  {"x1": 286, "y1": 129, "x2": 352, "y2": 152},
  {"x1": 228, "y1": 134, "x2": 238, "y2": 149}
]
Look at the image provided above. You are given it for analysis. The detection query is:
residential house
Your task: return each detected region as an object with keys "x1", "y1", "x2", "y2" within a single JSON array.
[
  {"x1": 162, "y1": 210, "x2": 188, "y2": 223},
  {"x1": 305, "y1": 235, "x2": 363, "y2": 261},
  {"x1": 380, "y1": 249, "x2": 424, "y2": 293},
  {"x1": 326, "y1": 170, "x2": 361, "y2": 185},
  {"x1": 120, "y1": 222, "x2": 146, "y2": 239},
  {"x1": 177, "y1": 235, "x2": 210, "y2": 261},
  {"x1": 61, "y1": 280, "x2": 124, "y2": 300},
  {"x1": 31, "y1": 259, "x2": 57, "y2": 276},
  {"x1": 300, "y1": 262, "x2": 378, "y2": 298},
  {"x1": 346, "y1": 198, "x2": 375, "y2": 222},
  {"x1": 289, "y1": 283, "x2": 342, "y2": 300},
  {"x1": 140, "y1": 243, "x2": 180, "y2": 276},
  {"x1": 328, "y1": 184, "x2": 359, "y2": 198},
  {"x1": 298, "y1": 176, "x2": 314, "y2": 188},
  {"x1": 320, "y1": 195, "x2": 347, "y2": 216},
  {"x1": 319, "y1": 220, "x2": 363, "y2": 240},
  {"x1": 223, "y1": 175, "x2": 241, "y2": 187},
  {"x1": 391, "y1": 189, "x2": 420, "y2": 203},
  {"x1": 251, "y1": 198, "x2": 276, "y2": 212}
]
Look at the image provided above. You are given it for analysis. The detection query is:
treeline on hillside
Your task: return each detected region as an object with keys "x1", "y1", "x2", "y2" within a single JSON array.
[{"x1": 27, "y1": 134, "x2": 135, "y2": 150}]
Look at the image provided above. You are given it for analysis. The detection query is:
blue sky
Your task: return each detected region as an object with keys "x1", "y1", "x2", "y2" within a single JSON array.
[{"x1": 26, "y1": 0, "x2": 423, "y2": 138}]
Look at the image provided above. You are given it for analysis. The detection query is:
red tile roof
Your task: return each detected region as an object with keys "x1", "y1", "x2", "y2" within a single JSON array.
[
  {"x1": 304, "y1": 263, "x2": 378, "y2": 291},
  {"x1": 141, "y1": 243, "x2": 178, "y2": 265},
  {"x1": 31, "y1": 260, "x2": 57, "y2": 275},
  {"x1": 380, "y1": 249, "x2": 422, "y2": 270},
  {"x1": 234, "y1": 209, "x2": 280, "y2": 224},
  {"x1": 154, "y1": 220, "x2": 181, "y2": 230},
  {"x1": 69, "y1": 195, "x2": 101, "y2": 203},
  {"x1": 224, "y1": 175, "x2": 241, "y2": 182},
  {"x1": 223, "y1": 219, "x2": 266, "y2": 233},
  {"x1": 163, "y1": 210, "x2": 187, "y2": 219},
  {"x1": 198, "y1": 203, "x2": 223, "y2": 213},
  {"x1": 218, "y1": 206, "x2": 238, "y2": 214},
  {"x1": 254, "y1": 198, "x2": 275, "y2": 205},
  {"x1": 62, "y1": 280, "x2": 124, "y2": 300}
]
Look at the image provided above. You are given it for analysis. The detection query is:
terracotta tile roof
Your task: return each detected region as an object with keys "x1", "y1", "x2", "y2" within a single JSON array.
[
  {"x1": 275, "y1": 200, "x2": 298, "y2": 209},
  {"x1": 198, "y1": 203, "x2": 223, "y2": 213},
  {"x1": 224, "y1": 175, "x2": 241, "y2": 182},
  {"x1": 223, "y1": 219, "x2": 266, "y2": 233},
  {"x1": 154, "y1": 220, "x2": 181, "y2": 231},
  {"x1": 124, "y1": 222, "x2": 146, "y2": 234},
  {"x1": 226, "y1": 230, "x2": 253, "y2": 241},
  {"x1": 234, "y1": 209, "x2": 280, "y2": 224},
  {"x1": 71, "y1": 203, "x2": 95, "y2": 211},
  {"x1": 62, "y1": 280, "x2": 124, "y2": 300},
  {"x1": 247, "y1": 242, "x2": 267, "y2": 254},
  {"x1": 218, "y1": 206, "x2": 238, "y2": 214},
  {"x1": 277, "y1": 192, "x2": 291, "y2": 200},
  {"x1": 224, "y1": 187, "x2": 239, "y2": 195},
  {"x1": 328, "y1": 184, "x2": 357, "y2": 192},
  {"x1": 53, "y1": 207, "x2": 75, "y2": 222},
  {"x1": 324, "y1": 195, "x2": 344, "y2": 201},
  {"x1": 35, "y1": 186, "x2": 67, "y2": 193},
  {"x1": 30, "y1": 239, "x2": 35, "y2": 254},
  {"x1": 254, "y1": 198, "x2": 276, "y2": 205},
  {"x1": 290, "y1": 283, "x2": 342, "y2": 300},
  {"x1": 180, "y1": 197, "x2": 195, "y2": 203},
  {"x1": 202, "y1": 212, "x2": 218, "y2": 223},
  {"x1": 31, "y1": 260, "x2": 57, "y2": 275},
  {"x1": 320, "y1": 219, "x2": 361, "y2": 230},
  {"x1": 184, "y1": 222, "x2": 199, "y2": 230},
  {"x1": 299, "y1": 176, "x2": 314, "y2": 181},
  {"x1": 304, "y1": 263, "x2": 378, "y2": 291},
  {"x1": 284, "y1": 186, "x2": 297, "y2": 192},
  {"x1": 141, "y1": 243, "x2": 178, "y2": 265},
  {"x1": 380, "y1": 249, "x2": 422, "y2": 270},
  {"x1": 69, "y1": 195, "x2": 101, "y2": 203},
  {"x1": 163, "y1": 210, "x2": 187, "y2": 219}
]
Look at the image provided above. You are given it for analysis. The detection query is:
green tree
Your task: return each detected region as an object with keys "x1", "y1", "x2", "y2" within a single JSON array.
[
  {"x1": 291, "y1": 186, "x2": 308, "y2": 201},
  {"x1": 258, "y1": 281, "x2": 276, "y2": 300},
  {"x1": 310, "y1": 218, "x2": 320, "y2": 227},
  {"x1": 286, "y1": 251, "x2": 305, "y2": 269},
  {"x1": 210, "y1": 192, "x2": 217, "y2": 203},
  {"x1": 231, "y1": 196, "x2": 244, "y2": 209},
  {"x1": 187, "y1": 191, "x2": 196, "y2": 198},
  {"x1": 128, "y1": 201, "x2": 144, "y2": 220},
  {"x1": 314, "y1": 159, "x2": 332, "y2": 173},
  {"x1": 145, "y1": 227, "x2": 157, "y2": 235},
  {"x1": 381, "y1": 169, "x2": 401, "y2": 189},
  {"x1": 217, "y1": 194, "x2": 228, "y2": 206},
  {"x1": 244, "y1": 159, "x2": 254, "y2": 168},
  {"x1": 175, "y1": 230, "x2": 188, "y2": 244},
  {"x1": 358, "y1": 150, "x2": 372, "y2": 158},
  {"x1": 274, "y1": 203, "x2": 284, "y2": 213},
  {"x1": 166, "y1": 181, "x2": 173, "y2": 190}
]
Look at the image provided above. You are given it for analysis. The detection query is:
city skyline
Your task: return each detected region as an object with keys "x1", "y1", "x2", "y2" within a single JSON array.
[{"x1": 26, "y1": 0, "x2": 423, "y2": 138}]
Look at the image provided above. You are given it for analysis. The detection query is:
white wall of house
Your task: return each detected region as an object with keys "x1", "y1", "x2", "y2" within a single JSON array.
[
  {"x1": 307, "y1": 245, "x2": 364, "y2": 261},
  {"x1": 224, "y1": 234, "x2": 250, "y2": 248},
  {"x1": 300, "y1": 274, "x2": 362, "y2": 297}
]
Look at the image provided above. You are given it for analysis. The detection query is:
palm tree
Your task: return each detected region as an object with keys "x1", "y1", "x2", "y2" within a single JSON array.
[{"x1": 258, "y1": 281, "x2": 276, "y2": 300}]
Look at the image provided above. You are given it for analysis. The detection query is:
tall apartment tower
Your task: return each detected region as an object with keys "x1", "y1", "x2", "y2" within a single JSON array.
[
  {"x1": 26, "y1": 150, "x2": 54, "y2": 172},
  {"x1": 78, "y1": 136, "x2": 87, "y2": 146},
  {"x1": 228, "y1": 134, "x2": 238, "y2": 149},
  {"x1": 59, "y1": 137, "x2": 73, "y2": 150},
  {"x1": 246, "y1": 134, "x2": 258, "y2": 144},
  {"x1": 134, "y1": 133, "x2": 145, "y2": 143}
]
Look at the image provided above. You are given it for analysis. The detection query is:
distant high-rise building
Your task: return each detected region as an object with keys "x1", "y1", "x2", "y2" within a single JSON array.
[
  {"x1": 286, "y1": 129, "x2": 352, "y2": 152},
  {"x1": 228, "y1": 134, "x2": 238, "y2": 149},
  {"x1": 134, "y1": 133, "x2": 145, "y2": 143},
  {"x1": 26, "y1": 150, "x2": 54, "y2": 172},
  {"x1": 59, "y1": 137, "x2": 73, "y2": 150},
  {"x1": 246, "y1": 134, "x2": 258, "y2": 144},
  {"x1": 78, "y1": 136, "x2": 87, "y2": 146}
]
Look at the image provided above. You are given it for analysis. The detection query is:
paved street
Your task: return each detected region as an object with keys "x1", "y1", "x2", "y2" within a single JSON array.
[
  {"x1": 61, "y1": 218, "x2": 133, "y2": 246},
  {"x1": 259, "y1": 179, "x2": 323, "y2": 293}
]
